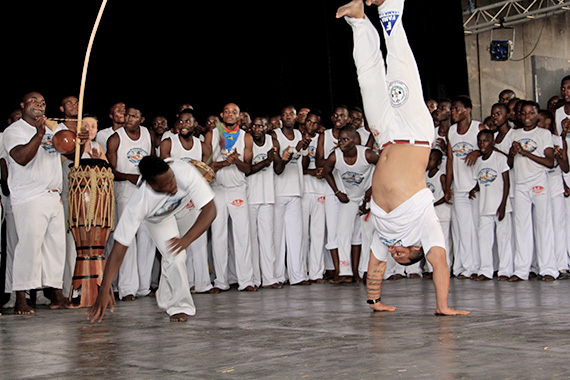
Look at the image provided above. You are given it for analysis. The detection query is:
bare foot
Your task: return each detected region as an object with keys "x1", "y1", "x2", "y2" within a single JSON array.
[
  {"x1": 370, "y1": 302, "x2": 397, "y2": 312},
  {"x1": 291, "y1": 280, "x2": 312, "y2": 286},
  {"x1": 15, "y1": 302, "x2": 35, "y2": 315},
  {"x1": 122, "y1": 294, "x2": 136, "y2": 301},
  {"x1": 353, "y1": 275, "x2": 363, "y2": 283},
  {"x1": 49, "y1": 290, "x2": 80, "y2": 310},
  {"x1": 434, "y1": 307, "x2": 471, "y2": 316},
  {"x1": 15, "y1": 292, "x2": 35, "y2": 315},
  {"x1": 169, "y1": 313, "x2": 188, "y2": 322},
  {"x1": 329, "y1": 276, "x2": 353, "y2": 284},
  {"x1": 241, "y1": 285, "x2": 258, "y2": 292},
  {"x1": 147, "y1": 290, "x2": 157, "y2": 297},
  {"x1": 196, "y1": 288, "x2": 221, "y2": 294},
  {"x1": 336, "y1": 0, "x2": 365, "y2": 19}
]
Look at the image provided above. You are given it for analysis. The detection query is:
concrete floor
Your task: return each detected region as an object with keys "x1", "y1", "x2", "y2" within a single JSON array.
[{"x1": 1, "y1": 278, "x2": 569, "y2": 380}]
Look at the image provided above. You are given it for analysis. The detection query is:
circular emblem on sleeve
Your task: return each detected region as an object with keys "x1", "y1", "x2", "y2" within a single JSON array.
[{"x1": 388, "y1": 80, "x2": 409, "y2": 108}]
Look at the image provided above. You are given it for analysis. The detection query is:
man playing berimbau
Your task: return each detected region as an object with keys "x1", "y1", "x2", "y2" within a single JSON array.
[{"x1": 336, "y1": 0, "x2": 469, "y2": 315}]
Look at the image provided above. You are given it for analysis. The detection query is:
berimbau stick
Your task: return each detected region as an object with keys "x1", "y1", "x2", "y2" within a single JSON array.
[{"x1": 75, "y1": 0, "x2": 108, "y2": 168}]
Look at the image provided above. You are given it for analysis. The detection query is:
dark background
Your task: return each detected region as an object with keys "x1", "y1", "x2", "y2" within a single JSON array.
[{"x1": 1, "y1": 0, "x2": 469, "y2": 129}]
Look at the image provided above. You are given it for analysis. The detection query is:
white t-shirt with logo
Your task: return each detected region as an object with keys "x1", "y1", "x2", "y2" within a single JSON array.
[
  {"x1": 511, "y1": 127, "x2": 553, "y2": 184},
  {"x1": 448, "y1": 120, "x2": 480, "y2": 193},
  {"x1": 472, "y1": 151, "x2": 512, "y2": 216},
  {"x1": 113, "y1": 160, "x2": 214, "y2": 246},
  {"x1": 3, "y1": 119, "x2": 66, "y2": 205}
]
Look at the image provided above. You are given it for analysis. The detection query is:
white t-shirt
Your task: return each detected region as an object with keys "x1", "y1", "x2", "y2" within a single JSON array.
[
  {"x1": 113, "y1": 160, "x2": 214, "y2": 246},
  {"x1": 554, "y1": 106, "x2": 570, "y2": 136},
  {"x1": 273, "y1": 128, "x2": 303, "y2": 197},
  {"x1": 447, "y1": 120, "x2": 480, "y2": 193},
  {"x1": 512, "y1": 127, "x2": 553, "y2": 184},
  {"x1": 303, "y1": 134, "x2": 326, "y2": 195},
  {"x1": 3, "y1": 119, "x2": 66, "y2": 205},
  {"x1": 334, "y1": 145, "x2": 373, "y2": 202},
  {"x1": 473, "y1": 151, "x2": 512, "y2": 216},
  {"x1": 546, "y1": 135, "x2": 565, "y2": 197},
  {"x1": 247, "y1": 136, "x2": 275, "y2": 205},
  {"x1": 96, "y1": 127, "x2": 119, "y2": 154}
]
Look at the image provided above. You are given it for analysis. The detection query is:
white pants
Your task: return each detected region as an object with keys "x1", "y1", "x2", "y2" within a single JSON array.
[
  {"x1": 478, "y1": 214, "x2": 514, "y2": 278},
  {"x1": 274, "y1": 195, "x2": 307, "y2": 284},
  {"x1": 358, "y1": 211, "x2": 374, "y2": 278},
  {"x1": 451, "y1": 192, "x2": 479, "y2": 276},
  {"x1": 144, "y1": 212, "x2": 196, "y2": 316},
  {"x1": 550, "y1": 194, "x2": 568, "y2": 271},
  {"x1": 345, "y1": 0, "x2": 434, "y2": 147},
  {"x1": 2, "y1": 195, "x2": 18, "y2": 293},
  {"x1": 302, "y1": 193, "x2": 326, "y2": 280},
  {"x1": 183, "y1": 207, "x2": 212, "y2": 293},
  {"x1": 249, "y1": 203, "x2": 278, "y2": 286},
  {"x1": 324, "y1": 193, "x2": 340, "y2": 251},
  {"x1": 337, "y1": 200, "x2": 362, "y2": 276},
  {"x1": 61, "y1": 195, "x2": 78, "y2": 297},
  {"x1": 211, "y1": 186, "x2": 254, "y2": 290},
  {"x1": 12, "y1": 192, "x2": 66, "y2": 291},
  {"x1": 116, "y1": 182, "x2": 156, "y2": 298},
  {"x1": 513, "y1": 179, "x2": 558, "y2": 279}
]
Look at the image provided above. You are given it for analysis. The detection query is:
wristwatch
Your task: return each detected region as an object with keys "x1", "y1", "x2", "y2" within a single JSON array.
[{"x1": 367, "y1": 297, "x2": 381, "y2": 305}]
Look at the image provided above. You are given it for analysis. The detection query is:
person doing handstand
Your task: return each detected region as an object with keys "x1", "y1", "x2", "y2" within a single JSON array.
[{"x1": 336, "y1": 0, "x2": 469, "y2": 315}]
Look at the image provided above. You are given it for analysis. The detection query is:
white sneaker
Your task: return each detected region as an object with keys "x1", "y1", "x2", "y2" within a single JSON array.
[
  {"x1": 2, "y1": 292, "x2": 16, "y2": 309},
  {"x1": 36, "y1": 290, "x2": 52, "y2": 305}
]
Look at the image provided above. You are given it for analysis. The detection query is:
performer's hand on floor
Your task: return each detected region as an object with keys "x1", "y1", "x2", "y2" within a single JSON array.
[
  {"x1": 87, "y1": 288, "x2": 115, "y2": 323},
  {"x1": 434, "y1": 307, "x2": 470, "y2": 316},
  {"x1": 370, "y1": 302, "x2": 397, "y2": 312}
]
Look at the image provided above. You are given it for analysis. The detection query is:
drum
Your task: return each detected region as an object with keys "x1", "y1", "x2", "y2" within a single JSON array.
[{"x1": 67, "y1": 159, "x2": 115, "y2": 307}]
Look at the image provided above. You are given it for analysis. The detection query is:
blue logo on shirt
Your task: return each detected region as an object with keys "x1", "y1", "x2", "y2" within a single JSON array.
[
  {"x1": 127, "y1": 147, "x2": 148, "y2": 166},
  {"x1": 41, "y1": 133, "x2": 57, "y2": 154},
  {"x1": 153, "y1": 198, "x2": 182, "y2": 217},
  {"x1": 452, "y1": 142, "x2": 474, "y2": 159},
  {"x1": 379, "y1": 11, "x2": 400, "y2": 36},
  {"x1": 517, "y1": 138, "x2": 537, "y2": 153}
]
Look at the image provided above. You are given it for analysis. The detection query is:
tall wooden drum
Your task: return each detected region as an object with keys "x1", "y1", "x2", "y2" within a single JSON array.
[{"x1": 67, "y1": 159, "x2": 115, "y2": 307}]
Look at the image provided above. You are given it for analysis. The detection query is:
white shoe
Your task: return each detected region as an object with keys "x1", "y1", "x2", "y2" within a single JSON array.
[
  {"x1": 2, "y1": 292, "x2": 16, "y2": 309},
  {"x1": 36, "y1": 290, "x2": 52, "y2": 305}
]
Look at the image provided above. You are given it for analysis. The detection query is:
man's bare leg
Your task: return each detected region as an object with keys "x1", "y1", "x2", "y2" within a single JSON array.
[
  {"x1": 351, "y1": 245, "x2": 362, "y2": 282},
  {"x1": 15, "y1": 291, "x2": 35, "y2": 315},
  {"x1": 49, "y1": 288, "x2": 80, "y2": 310},
  {"x1": 367, "y1": 252, "x2": 396, "y2": 312},
  {"x1": 427, "y1": 248, "x2": 470, "y2": 316}
]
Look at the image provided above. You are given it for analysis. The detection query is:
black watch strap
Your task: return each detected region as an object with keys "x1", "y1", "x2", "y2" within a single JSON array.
[{"x1": 367, "y1": 297, "x2": 381, "y2": 305}]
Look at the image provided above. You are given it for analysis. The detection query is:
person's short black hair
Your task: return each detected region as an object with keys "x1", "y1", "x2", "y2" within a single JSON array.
[
  {"x1": 349, "y1": 106, "x2": 364, "y2": 114},
  {"x1": 401, "y1": 247, "x2": 425, "y2": 266},
  {"x1": 521, "y1": 100, "x2": 539, "y2": 112},
  {"x1": 307, "y1": 109, "x2": 323, "y2": 119},
  {"x1": 478, "y1": 129, "x2": 495, "y2": 140},
  {"x1": 452, "y1": 95, "x2": 472, "y2": 109},
  {"x1": 561, "y1": 75, "x2": 570, "y2": 85},
  {"x1": 339, "y1": 125, "x2": 358, "y2": 139},
  {"x1": 491, "y1": 102, "x2": 509, "y2": 113},
  {"x1": 138, "y1": 156, "x2": 169, "y2": 183},
  {"x1": 430, "y1": 148, "x2": 443, "y2": 161}
]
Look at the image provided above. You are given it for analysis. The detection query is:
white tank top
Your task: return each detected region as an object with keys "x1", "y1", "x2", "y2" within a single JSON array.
[
  {"x1": 274, "y1": 128, "x2": 303, "y2": 196},
  {"x1": 247, "y1": 136, "x2": 275, "y2": 204},
  {"x1": 323, "y1": 129, "x2": 344, "y2": 196},
  {"x1": 334, "y1": 145, "x2": 373, "y2": 202},
  {"x1": 304, "y1": 134, "x2": 326, "y2": 194},
  {"x1": 115, "y1": 127, "x2": 152, "y2": 175},
  {"x1": 425, "y1": 167, "x2": 445, "y2": 203},
  {"x1": 170, "y1": 134, "x2": 202, "y2": 163},
  {"x1": 448, "y1": 120, "x2": 480, "y2": 192},
  {"x1": 211, "y1": 127, "x2": 247, "y2": 188}
]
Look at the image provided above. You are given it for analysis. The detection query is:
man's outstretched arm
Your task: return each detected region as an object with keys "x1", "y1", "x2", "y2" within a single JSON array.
[
  {"x1": 427, "y1": 247, "x2": 470, "y2": 316},
  {"x1": 366, "y1": 251, "x2": 396, "y2": 312}
]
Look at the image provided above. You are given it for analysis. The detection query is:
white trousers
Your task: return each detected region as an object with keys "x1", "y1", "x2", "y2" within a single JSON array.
[
  {"x1": 358, "y1": 211, "x2": 374, "y2": 278},
  {"x1": 61, "y1": 195, "x2": 78, "y2": 297},
  {"x1": 274, "y1": 195, "x2": 307, "y2": 284},
  {"x1": 12, "y1": 193, "x2": 66, "y2": 291},
  {"x1": 116, "y1": 183, "x2": 156, "y2": 298},
  {"x1": 337, "y1": 200, "x2": 362, "y2": 276},
  {"x1": 211, "y1": 186, "x2": 254, "y2": 290},
  {"x1": 302, "y1": 193, "x2": 326, "y2": 280},
  {"x1": 550, "y1": 194, "x2": 568, "y2": 271},
  {"x1": 249, "y1": 203, "x2": 278, "y2": 286},
  {"x1": 183, "y1": 207, "x2": 212, "y2": 293},
  {"x1": 513, "y1": 179, "x2": 558, "y2": 278},
  {"x1": 2, "y1": 195, "x2": 18, "y2": 293},
  {"x1": 451, "y1": 192, "x2": 480, "y2": 276},
  {"x1": 478, "y1": 214, "x2": 514, "y2": 278},
  {"x1": 144, "y1": 213, "x2": 196, "y2": 316}
]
